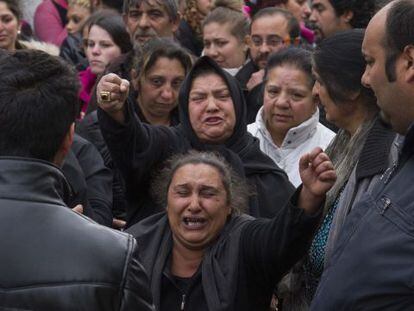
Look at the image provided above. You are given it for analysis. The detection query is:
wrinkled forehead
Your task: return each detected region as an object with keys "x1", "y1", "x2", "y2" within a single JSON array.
[{"x1": 190, "y1": 71, "x2": 230, "y2": 93}]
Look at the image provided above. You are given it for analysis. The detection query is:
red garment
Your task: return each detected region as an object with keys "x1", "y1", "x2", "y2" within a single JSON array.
[
  {"x1": 78, "y1": 67, "x2": 97, "y2": 115},
  {"x1": 34, "y1": 0, "x2": 68, "y2": 46},
  {"x1": 300, "y1": 23, "x2": 315, "y2": 44}
]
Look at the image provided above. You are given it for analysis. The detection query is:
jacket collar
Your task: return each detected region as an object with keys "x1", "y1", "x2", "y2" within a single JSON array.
[
  {"x1": 256, "y1": 107, "x2": 320, "y2": 149},
  {"x1": 402, "y1": 122, "x2": 414, "y2": 156},
  {"x1": 0, "y1": 157, "x2": 72, "y2": 206}
]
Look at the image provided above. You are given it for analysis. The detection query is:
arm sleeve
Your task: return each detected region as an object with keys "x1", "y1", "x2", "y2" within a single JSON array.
[
  {"x1": 119, "y1": 235, "x2": 155, "y2": 311},
  {"x1": 34, "y1": 0, "x2": 67, "y2": 46},
  {"x1": 98, "y1": 101, "x2": 179, "y2": 220},
  {"x1": 241, "y1": 188, "x2": 322, "y2": 287},
  {"x1": 72, "y1": 135, "x2": 113, "y2": 227}
]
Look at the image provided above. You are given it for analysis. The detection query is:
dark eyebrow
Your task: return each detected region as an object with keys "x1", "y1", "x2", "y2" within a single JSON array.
[{"x1": 312, "y1": 3, "x2": 323, "y2": 10}]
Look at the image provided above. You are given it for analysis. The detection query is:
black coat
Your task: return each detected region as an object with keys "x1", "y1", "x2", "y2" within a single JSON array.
[
  {"x1": 77, "y1": 98, "x2": 180, "y2": 221},
  {"x1": 176, "y1": 20, "x2": 203, "y2": 56},
  {"x1": 127, "y1": 191, "x2": 321, "y2": 310},
  {"x1": 99, "y1": 56, "x2": 294, "y2": 227},
  {"x1": 62, "y1": 134, "x2": 113, "y2": 226},
  {"x1": 235, "y1": 60, "x2": 264, "y2": 124},
  {"x1": 0, "y1": 157, "x2": 154, "y2": 310}
]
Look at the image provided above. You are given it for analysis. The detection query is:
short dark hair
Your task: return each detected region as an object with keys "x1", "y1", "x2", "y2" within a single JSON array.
[
  {"x1": 86, "y1": 10, "x2": 133, "y2": 53},
  {"x1": 0, "y1": 50, "x2": 80, "y2": 161},
  {"x1": 329, "y1": 0, "x2": 376, "y2": 28},
  {"x1": 152, "y1": 150, "x2": 249, "y2": 215},
  {"x1": 100, "y1": 0, "x2": 123, "y2": 13},
  {"x1": 251, "y1": 7, "x2": 300, "y2": 40},
  {"x1": 133, "y1": 38, "x2": 193, "y2": 82},
  {"x1": 264, "y1": 47, "x2": 314, "y2": 88},
  {"x1": 1, "y1": 0, "x2": 21, "y2": 20},
  {"x1": 313, "y1": 29, "x2": 377, "y2": 108},
  {"x1": 122, "y1": 0, "x2": 179, "y2": 22},
  {"x1": 249, "y1": 0, "x2": 288, "y2": 16},
  {"x1": 383, "y1": 0, "x2": 414, "y2": 82}
]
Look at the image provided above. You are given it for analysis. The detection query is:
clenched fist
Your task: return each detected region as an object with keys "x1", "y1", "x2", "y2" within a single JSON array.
[{"x1": 97, "y1": 73, "x2": 130, "y2": 124}]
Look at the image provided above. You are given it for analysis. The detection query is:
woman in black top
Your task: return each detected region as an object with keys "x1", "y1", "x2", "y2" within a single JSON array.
[{"x1": 97, "y1": 56, "x2": 296, "y2": 227}]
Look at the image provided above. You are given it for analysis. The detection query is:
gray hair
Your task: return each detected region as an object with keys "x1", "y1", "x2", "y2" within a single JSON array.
[
  {"x1": 123, "y1": 0, "x2": 179, "y2": 22},
  {"x1": 151, "y1": 150, "x2": 250, "y2": 215}
]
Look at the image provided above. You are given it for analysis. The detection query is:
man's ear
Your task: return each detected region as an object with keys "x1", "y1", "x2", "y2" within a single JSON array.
[
  {"x1": 171, "y1": 17, "x2": 180, "y2": 34},
  {"x1": 122, "y1": 13, "x2": 129, "y2": 28},
  {"x1": 341, "y1": 10, "x2": 354, "y2": 25},
  {"x1": 242, "y1": 35, "x2": 249, "y2": 53},
  {"x1": 403, "y1": 45, "x2": 414, "y2": 83},
  {"x1": 246, "y1": 35, "x2": 252, "y2": 48},
  {"x1": 53, "y1": 123, "x2": 74, "y2": 166},
  {"x1": 130, "y1": 68, "x2": 140, "y2": 92}
]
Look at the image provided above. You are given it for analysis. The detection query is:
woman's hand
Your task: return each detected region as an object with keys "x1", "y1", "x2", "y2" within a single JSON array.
[
  {"x1": 298, "y1": 147, "x2": 336, "y2": 214},
  {"x1": 96, "y1": 73, "x2": 130, "y2": 124}
]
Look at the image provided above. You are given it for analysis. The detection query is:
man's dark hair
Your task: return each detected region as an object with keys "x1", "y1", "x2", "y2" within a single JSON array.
[
  {"x1": 329, "y1": 0, "x2": 376, "y2": 28},
  {"x1": 264, "y1": 47, "x2": 314, "y2": 87},
  {"x1": 251, "y1": 7, "x2": 300, "y2": 39},
  {"x1": 383, "y1": 0, "x2": 414, "y2": 82},
  {"x1": 101, "y1": 0, "x2": 123, "y2": 13},
  {"x1": 249, "y1": 0, "x2": 288, "y2": 16},
  {"x1": 122, "y1": 0, "x2": 179, "y2": 22},
  {"x1": 0, "y1": 50, "x2": 80, "y2": 161},
  {"x1": 313, "y1": 29, "x2": 377, "y2": 109}
]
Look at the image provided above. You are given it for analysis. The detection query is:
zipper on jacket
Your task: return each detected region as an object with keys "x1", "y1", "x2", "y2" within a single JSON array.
[
  {"x1": 180, "y1": 294, "x2": 186, "y2": 310},
  {"x1": 380, "y1": 197, "x2": 391, "y2": 214}
]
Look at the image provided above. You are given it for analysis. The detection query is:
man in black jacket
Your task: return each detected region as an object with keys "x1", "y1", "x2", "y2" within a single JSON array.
[
  {"x1": 0, "y1": 49, "x2": 154, "y2": 311},
  {"x1": 311, "y1": 1, "x2": 414, "y2": 308}
]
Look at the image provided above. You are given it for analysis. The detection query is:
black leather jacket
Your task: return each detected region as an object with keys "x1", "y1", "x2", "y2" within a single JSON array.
[{"x1": 0, "y1": 157, "x2": 154, "y2": 311}]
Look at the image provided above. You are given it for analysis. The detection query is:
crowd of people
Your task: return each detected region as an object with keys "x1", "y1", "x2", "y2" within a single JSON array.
[{"x1": 0, "y1": 0, "x2": 413, "y2": 310}]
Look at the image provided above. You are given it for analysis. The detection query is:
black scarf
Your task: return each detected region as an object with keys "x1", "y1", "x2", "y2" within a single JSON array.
[{"x1": 177, "y1": 56, "x2": 282, "y2": 178}]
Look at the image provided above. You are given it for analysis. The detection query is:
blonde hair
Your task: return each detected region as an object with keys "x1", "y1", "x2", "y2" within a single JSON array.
[
  {"x1": 68, "y1": 0, "x2": 91, "y2": 9},
  {"x1": 203, "y1": 0, "x2": 249, "y2": 41}
]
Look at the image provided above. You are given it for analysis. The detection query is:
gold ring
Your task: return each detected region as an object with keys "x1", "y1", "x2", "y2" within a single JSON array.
[{"x1": 100, "y1": 91, "x2": 111, "y2": 102}]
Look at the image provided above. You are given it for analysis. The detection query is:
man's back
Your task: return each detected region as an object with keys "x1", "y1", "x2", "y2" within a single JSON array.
[{"x1": 0, "y1": 157, "x2": 154, "y2": 311}]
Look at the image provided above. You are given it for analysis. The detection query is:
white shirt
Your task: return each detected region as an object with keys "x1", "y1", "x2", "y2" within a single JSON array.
[{"x1": 248, "y1": 107, "x2": 335, "y2": 186}]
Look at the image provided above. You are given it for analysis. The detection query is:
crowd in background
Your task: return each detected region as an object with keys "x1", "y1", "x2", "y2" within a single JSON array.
[{"x1": 0, "y1": 0, "x2": 413, "y2": 310}]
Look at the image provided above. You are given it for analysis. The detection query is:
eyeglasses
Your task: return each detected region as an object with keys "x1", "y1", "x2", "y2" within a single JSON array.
[{"x1": 250, "y1": 35, "x2": 301, "y2": 47}]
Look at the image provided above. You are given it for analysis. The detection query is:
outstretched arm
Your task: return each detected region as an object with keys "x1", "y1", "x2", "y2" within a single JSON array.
[{"x1": 242, "y1": 148, "x2": 336, "y2": 290}]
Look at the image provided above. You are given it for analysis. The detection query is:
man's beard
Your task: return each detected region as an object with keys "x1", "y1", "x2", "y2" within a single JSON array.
[
  {"x1": 253, "y1": 53, "x2": 269, "y2": 69},
  {"x1": 133, "y1": 28, "x2": 158, "y2": 45}
]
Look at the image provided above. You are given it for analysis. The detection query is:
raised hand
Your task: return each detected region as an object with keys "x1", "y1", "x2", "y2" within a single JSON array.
[
  {"x1": 96, "y1": 73, "x2": 130, "y2": 124},
  {"x1": 298, "y1": 147, "x2": 336, "y2": 214}
]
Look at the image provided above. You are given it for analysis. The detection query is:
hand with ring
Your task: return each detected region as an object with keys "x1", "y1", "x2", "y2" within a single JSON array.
[{"x1": 96, "y1": 73, "x2": 130, "y2": 124}]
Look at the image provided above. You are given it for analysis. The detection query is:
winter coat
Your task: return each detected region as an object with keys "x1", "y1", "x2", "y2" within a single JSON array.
[
  {"x1": 0, "y1": 157, "x2": 154, "y2": 310},
  {"x1": 310, "y1": 123, "x2": 413, "y2": 310},
  {"x1": 127, "y1": 192, "x2": 321, "y2": 311}
]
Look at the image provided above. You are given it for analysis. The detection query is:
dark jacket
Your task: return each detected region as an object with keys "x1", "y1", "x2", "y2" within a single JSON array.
[
  {"x1": 0, "y1": 157, "x2": 154, "y2": 311},
  {"x1": 310, "y1": 124, "x2": 414, "y2": 310},
  {"x1": 235, "y1": 60, "x2": 263, "y2": 124},
  {"x1": 176, "y1": 20, "x2": 203, "y2": 56},
  {"x1": 62, "y1": 134, "x2": 113, "y2": 226},
  {"x1": 77, "y1": 98, "x2": 180, "y2": 221},
  {"x1": 99, "y1": 56, "x2": 295, "y2": 227},
  {"x1": 127, "y1": 191, "x2": 321, "y2": 311},
  {"x1": 60, "y1": 32, "x2": 88, "y2": 71}
]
